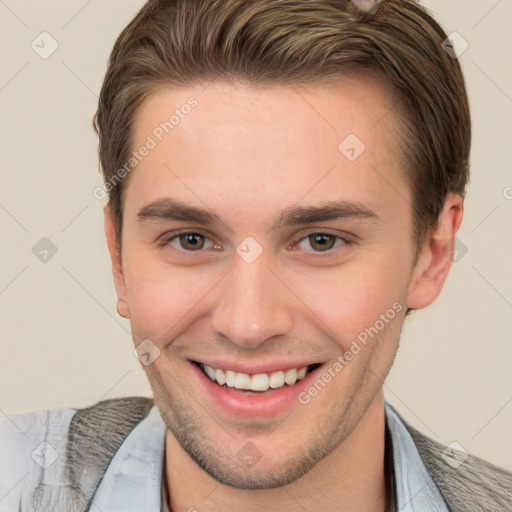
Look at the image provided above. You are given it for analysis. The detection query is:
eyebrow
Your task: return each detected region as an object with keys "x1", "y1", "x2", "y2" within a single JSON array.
[{"x1": 137, "y1": 198, "x2": 380, "y2": 232}]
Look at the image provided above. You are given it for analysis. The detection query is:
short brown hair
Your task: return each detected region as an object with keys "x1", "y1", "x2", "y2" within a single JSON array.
[{"x1": 93, "y1": 0, "x2": 470, "y2": 259}]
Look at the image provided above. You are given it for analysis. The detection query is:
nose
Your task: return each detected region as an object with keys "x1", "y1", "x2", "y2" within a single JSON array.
[{"x1": 211, "y1": 248, "x2": 294, "y2": 350}]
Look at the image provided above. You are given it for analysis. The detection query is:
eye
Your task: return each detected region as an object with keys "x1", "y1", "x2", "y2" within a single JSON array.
[
  {"x1": 163, "y1": 231, "x2": 217, "y2": 252},
  {"x1": 161, "y1": 230, "x2": 350, "y2": 256},
  {"x1": 292, "y1": 232, "x2": 350, "y2": 254}
]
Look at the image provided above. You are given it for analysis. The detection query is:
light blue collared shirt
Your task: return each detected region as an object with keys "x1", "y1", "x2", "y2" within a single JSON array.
[{"x1": 0, "y1": 401, "x2": 448, "y2": 511}]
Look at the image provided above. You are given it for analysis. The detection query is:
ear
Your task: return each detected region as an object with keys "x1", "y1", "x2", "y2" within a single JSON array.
[
  {"x1": 406, "y1": 193, "x2": 464, "y2": 310},
  {"x1": 104, "y1": 206, "x2": 130, "y2": 319}
]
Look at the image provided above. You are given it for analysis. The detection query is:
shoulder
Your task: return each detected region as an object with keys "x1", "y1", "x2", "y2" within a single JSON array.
[
  {"x1": 0, "y1": 397, "x2": 154, "y2": 511},
  {"x1": 0, "y1": 406, "x2": 77, "y2": 511},
  {"x1": 398, "y1": 411, "x2": 512, "y2": 511}
]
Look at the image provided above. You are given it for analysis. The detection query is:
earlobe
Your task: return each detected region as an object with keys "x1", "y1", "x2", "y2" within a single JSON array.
[
  {"x1": 116, "y1": 302, "x2": 130, "y2": 319},
  {"x1": 406, "y1": 193, "x2": 464, "y2": 310},
  {"x1": 104, "y1": 206, "x2": 130, "y2": 319}
]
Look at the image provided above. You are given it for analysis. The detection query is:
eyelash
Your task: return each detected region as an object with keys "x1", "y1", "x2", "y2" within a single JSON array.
[{"x1": 161, "y1": 230, "x2": 351, "y2": 257}]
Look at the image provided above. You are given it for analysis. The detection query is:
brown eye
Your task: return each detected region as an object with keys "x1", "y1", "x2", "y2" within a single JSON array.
[
  {"x1": 164, "y1": 231, "x2": 215, "y2": 252},
  {"x1": 308, "y1": 234, "x2": 337, "y2": 252},
  {"x1": 294, "y1": 232, "x2": 348, "y2": 254},
  {"x1": 177, "y1": 233, "x2": 205, "y2": 251}
]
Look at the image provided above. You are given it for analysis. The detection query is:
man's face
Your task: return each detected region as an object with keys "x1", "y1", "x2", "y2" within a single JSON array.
[{"x1": 111, "y1": 79, "x2": 417, "y2": 488}]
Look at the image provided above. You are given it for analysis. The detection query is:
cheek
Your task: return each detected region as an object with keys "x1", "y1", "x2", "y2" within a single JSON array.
[
  {"x1": 122, "y1": 252, "x2": 217, "y2": 340},
  {"x1": 294, "y1": 253, "x2": 408, "y2": 350}
]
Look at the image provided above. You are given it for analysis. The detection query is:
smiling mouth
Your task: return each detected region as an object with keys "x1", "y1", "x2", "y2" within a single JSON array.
[{"x1": 190, "y1": 361, "x2": 322, "y2": 393}]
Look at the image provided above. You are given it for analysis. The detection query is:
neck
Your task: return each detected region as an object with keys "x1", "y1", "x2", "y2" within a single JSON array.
[{"x1": 164, "y1": 390, "x2": 388, "y2": 512}]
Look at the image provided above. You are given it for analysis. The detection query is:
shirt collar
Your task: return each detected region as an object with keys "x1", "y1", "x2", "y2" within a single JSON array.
[
  {"x1": 385, "y1": 402, "x2": 449, "y2": 511},
  {"x1": 91, "y1": 402, "x2": 448, "y2": 512}
]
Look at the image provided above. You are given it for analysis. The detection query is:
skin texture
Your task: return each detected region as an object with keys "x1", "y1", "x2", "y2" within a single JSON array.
[{"x1": 105, "y1": 79, "x2": 463, "y2": 512}]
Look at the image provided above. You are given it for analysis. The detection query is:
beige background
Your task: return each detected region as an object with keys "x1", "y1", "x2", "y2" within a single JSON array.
[{"x1": 0, "y1": 1, "x2": 511, "y2": 470}]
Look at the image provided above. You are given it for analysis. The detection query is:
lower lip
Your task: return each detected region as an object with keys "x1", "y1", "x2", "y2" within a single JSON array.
[{"x1": 189, "y1": 361, "x2": 324, "y2": 418}]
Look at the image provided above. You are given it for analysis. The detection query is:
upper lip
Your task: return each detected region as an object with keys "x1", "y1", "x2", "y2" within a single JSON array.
[{"x1": 189, "y1": 358, "x2": 322, "y2": 375}]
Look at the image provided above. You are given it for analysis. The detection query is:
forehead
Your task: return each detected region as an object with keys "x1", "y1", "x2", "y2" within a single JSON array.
[{"x1": 126, "y1": 78, "x2": 409, "y2": 228}]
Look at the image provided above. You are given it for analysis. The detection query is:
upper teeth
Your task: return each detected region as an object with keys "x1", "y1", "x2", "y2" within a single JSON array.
[{"x1": 202, "y1": 364, "x2": 309, "y2": 392}]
